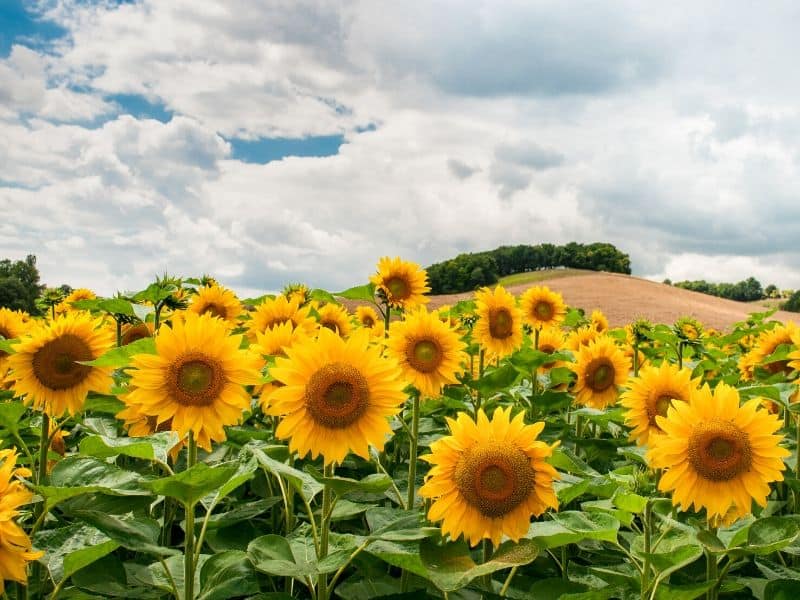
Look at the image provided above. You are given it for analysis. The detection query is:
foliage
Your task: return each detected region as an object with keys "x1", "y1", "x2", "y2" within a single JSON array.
[
  {"x1": 783, "y1": 289, "x2": 800, "y2": 312},
  {"x1": 0, "y1": 254, "x2": 44, "y2": 313},
  {"x1": 673, "y1": 276, "x2": 765, "y2": 302}
]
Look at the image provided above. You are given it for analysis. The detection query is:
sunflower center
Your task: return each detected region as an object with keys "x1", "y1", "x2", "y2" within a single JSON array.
[
  {"x1": 32, "y1": 334, "x2": 94, "y2": 390},
  {"x1": 266, "y1": 317, "x2": 291, "y2": 330},
  {"x1": 321, "y1": 319, "x2": 341, "y2": 334},
  {"x1": 688, "y1": 419, "x2": 752, "y2": 481},
  {"x1": 385, "y1": 276, "x2": 410, "y2": 300},
  {"x1": 586, "y1": 359, "x2": 615, "y2": 392},
  {"x1": 169, "y1": 353, "x2": 225, "y2": 406},
  {"x1": 305, "y1": 362, "x2": 370, "y2": 429},
  {"x1": 534, "y1": 301, "x2": 553, "y2": 320},
  {"x1": 407, "y1": 338, "x2": 443, "y2": 374},
  {"x1": 489, "y1": 309, "x2": 514, "y2": 339},
  {"x1": 765, "y1": 360, "x2": 792, "y2": 376},
  {"x1": 362, "y1": 316, "x2": 375, "y2": 328},
  {"x1": 454, "y1": 442, "x2": 535, "y2": 518}
]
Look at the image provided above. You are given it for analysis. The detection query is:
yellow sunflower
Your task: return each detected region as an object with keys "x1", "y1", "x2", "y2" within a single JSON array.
[
  {"x1": 120, "y1": 321, "x2": 154, "y2": 346},
  {"x1": 6, "y1": 313, "x2": 115, "y2": 417},
  {"x1": 590, "y1": 309, "x2": 608, "y2": 333},
  {"x1": 520, "y1": 286, "x2": 567, "y2": 330},
  {"x1": 116, "y1": 403, "x2": 184, "y2": 461},
  {"x1": 419, "y1": 407, "x2": 559, "y2": 547},
  {"x1": 675, "y1": 316, "x2": 703, "y2": 341},
  {"x1": 188, "y1": 285, "x2": 242, "y2": 324},
  {"x1": 738, "y1": 322, "x2": 797, "y2": 381},
  {"x1": 790, "y1": 326, "x2": 800, "y2": 376},
  {"x1": 55, "y1": 288, "x2": 96, "y2": 316},
  {"x1": 316, "y1": 303, "x2": 351, "y2": 337},
  {"x1": 620, "y1": 362, "x2": 700, "y2": 446},
  {"x1": 473, "y1": 286, "x2": 524, "y2": 359},
  {"x1": 283, "y1": 283, "x2": 311, "y2": 306},
  {"x1": 385, "y1": 307, "x2": 467, "y2": 397},
  {"x1": 565, "y1": 326, "x2": 599, "y2": 352},
  {"x1": 648, "y1": 383, "x2": 789, "y2": 522},
  {"x1": 0, "y1": 308, "x2": 29, "y2": 374},
  {"x1": 355, "y1": 306, "x2": 385, "y2": 338},
  {"x1": 435, "y1": 304, "x2": 461, "y2": 329},
  {"x1": 120, "y1": 312, "x2": 262, "y2": 451},
  {"x1": 0, "y1": 449, "x2": 43, "y2": 592},
  {"x1": 247, "y1": 296, "x2": 317, "y2": 340},
  {"x1": 267, "y1": 328, "x2": 406, "y2": 465},
  {"x1": 251, "y1": 321, "x2": 308, "y2": 358},
  {"x1": 536, "y1": 327, "x2": 567, "y2": 372},
  {"x1": 370, "y1": 256, "x2": 430, "y2": 310},
  {"x1": 571, "y1": 336, "x2": 630, "y2": 409}
]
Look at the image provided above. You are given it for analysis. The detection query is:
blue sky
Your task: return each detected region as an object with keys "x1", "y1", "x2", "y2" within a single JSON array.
[{"x1": 2, "y1": 1, "x2": 800, "y2": 296}]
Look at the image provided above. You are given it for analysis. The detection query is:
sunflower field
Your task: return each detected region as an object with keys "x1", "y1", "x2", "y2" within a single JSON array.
[{"x1": 1, "y1": 258, "x2": 799, "y2": 600}]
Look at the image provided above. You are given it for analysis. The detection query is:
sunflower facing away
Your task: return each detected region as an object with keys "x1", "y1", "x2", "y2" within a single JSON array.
[
  {"x1": 6, "y1": 312, "x2": 115, "y2": 417},
  {"x1": 315, "y1": 303, "x2": 352, "y2": 337},
  {"x1": 386, "y1": 307, "x2": 467, "y2": 397},
  {"x1": 120, "y1": 311, "x2": 262, "y2": 451},
  {"x1": 188, "y1": 284, "x2": 242, "y2": 324},
  {"x1": 738, "y1": 322, "x2": 797, "y2": 381},
  {"x1": 0, "y1": 449, "x2": 43, "y2": 593},
  {"x1": 648, "y1": 382, "x2": 789, "y2": 522},
  {"x1": 565, "y1": 326, "x2": 599, "y2": 352},
  {"x1": 247, "y1": 295, "x2": 317, "y2": 340},
  {"x1": 419, "y1": 407, "x2": 559, "y2": 547},
  {"x1": 474, "y1": 286, "x2": 524, "y2": 359},
  {"x1": 590, "y1": 309, "x2": 608, "y2": 333},
  {"x1": 370, "y1": 256, "x2": 430, "y2": 310},
  {"x1": 120, "y1": 321, "x2": 154, "y2": 346},
  {"x1": 0, "y1": 308, "x2": 29, "y2": 374},
  {"x1": 620, "y1": 362, "x2": 700, "y2": 446},
  {"x1": 520, "y1": 286, "x2": 567, "y2": 330},
  {"x1": 268, "y1": 328, "x2": 406, "y2": 465},
  {"x1": 571, "y1": 336, "x2": 630, "y2": 409}
]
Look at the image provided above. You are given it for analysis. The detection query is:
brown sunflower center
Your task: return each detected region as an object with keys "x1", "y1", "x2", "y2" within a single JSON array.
[
  {"x1": 764, "y1": 359, "x2": 792, "y2": 376},
  {"x1": 32, "y1": 334, "x2": 94, "y2": 390},
  {"x1": 534, "y1": 301, "x2": 553, "y2": 321},
  {"x1": 385, "y1": 276, "x2": 410, "y2": 300},
  {"x1": 361, "y1": 316, "x2": 375, "y2": 328},
  {"x1": 321, "y1": 319, "x2": 342, "y2": 334},
  {"x1": 201, "y1": 303, "x2": 227, "y2": 319},
  {"x1": 121, "y1": 324, "x2": 151, "y2": 346},
  {"x1": 406, "y1": 338, "x2": 443, "y2": 374},
  {"x1": 266, "y1": 316, "x2": 291, "y2": 330},
  {"x1": 489, "y1": 309, "x2": 514, "y2": 339},
  {"x1": 454, "y1": 442, "x2": 535, "y2": 518},
  {"x1": 168, "y1": 353, "x2": 225, "y2": 406},
  {"x1": 585, "y1": 358, "x2": 615, "y2": 392},
  {"x1": 688, "y1": 419, "x2": 752, "y2": 481},
  {"x1": 305, "y1": 362, "x2": 370, "y2": 428}
]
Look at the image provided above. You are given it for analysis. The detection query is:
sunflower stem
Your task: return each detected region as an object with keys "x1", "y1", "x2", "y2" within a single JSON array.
[
  {"x1": 633, "y1": 341, "x2": 639, "y2": 377},
  {"x1": 383, "y1": 304, "x2": 391, "y2": 338},
  {"x1": 641, "y1": 498, "x2": 653, "y2": 600},
  {"x1": 500, "y1": 566, "x2": 518, "y2": 596},
  {"x1": 115, "y1": 318, "x2": 122, "y2": 347},
  {"x1": 534, "y1": 328, "x2": 540, "y2": 350},
  {"x1": 36, "y1": 413, "x2": 50, "y2": 486},
  {"x1": 318, "y1": 463, "x2": 335, "y2": 600},
  {"x1": 475, "y1": 350, "x2": 485, "y2": 414},
  {"x1": 406, "y1": 392, "x2": 421, "y2": 510},
  {"x1": 677, "y1": 341, "x2": 684, "y2": 370},
  {"x1": 184, "y1": 431, "x2": 197, "y2": 600},
  {"x1": 705, "y1": 526, "x2": 718, "y2": 600},
  {"x1": 481, "y1": 540, "x2": 493, "y2": 590}
]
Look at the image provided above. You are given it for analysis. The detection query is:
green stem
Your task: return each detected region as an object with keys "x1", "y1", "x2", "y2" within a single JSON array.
[
  {"x1": 184, "y1": 432, "x2": 197, "y2": 600},
  {"x1": 633, "y1": 341, "x2": 639, "y2": 377},
  {"x1": 115, "y1": 318, "x2": 122, "y2": 347},
  {"x1": 677, "y1": 341, "x2": 684, "y2": 370},
  {"x1": 383, "y1": 304, "x2": 391, "y2": 338},
  {"x1": 475, "y1": 350, "x2": 485, "y2": 414},
  {"x1": 561, "y1": 545, "x2": 568, "y2": 581},
  {"x1": 328, "y1": 541, "x2": 370, "y2": 592},
  {"x1": 318, "y1": 463, "x2": 335, "y2": 600},
  {"x1": 37, "y1": 413, "x2": 50, "y2": 486},
  {"x1": 500, "y1": 566, "x2": 518, "y2": 596},
  {"x1": 159, "y1": 556, "x2": 180, "y2": 600},
  {"x1": 705, "y1": 527, "x2": 718, "y2": 600},
  {"x1": 481, "y1": 540, "x2": 493, "y2": 590},
  {"x1": 406, "y1": 393, "x2": 421, "y2": 510},
  {"x1": 641, "y1": 499, "x2": 653, "y2": 600},
  {"x1": 534, "y1": 328, "x2": 540, "y2": 350}
]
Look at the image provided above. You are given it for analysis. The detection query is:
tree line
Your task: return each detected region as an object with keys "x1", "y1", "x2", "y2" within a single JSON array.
[
  {"x1": 426, "y1": 242, "x2": 631, "y2": 294},
  {"x1": 668, "y1": 277, "x2": 769, "y2": 303}
]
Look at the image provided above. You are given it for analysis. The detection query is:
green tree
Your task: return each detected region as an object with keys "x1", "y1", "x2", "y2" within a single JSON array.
[{"x1": 0, "y1": 254, "x2": 44, "y2": 313}]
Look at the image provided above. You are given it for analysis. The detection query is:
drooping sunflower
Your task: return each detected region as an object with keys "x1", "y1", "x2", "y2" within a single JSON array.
[
  {"x1": 188, "y1": 285, "x2": 242, "y2": 324},
  {"x1": 571, "y1": 336, "x2": 630, "y2": 409},
  {"x1": 738, "y1": 322, "x2": 797, "y2": 381},
  {"x1": 419, "y1": 407, "x2": 559, "y2": 547},
  {"x1": 648, "y1": 383, "x2": 789, "y2": 522},
  {"x1": 0, "y1": 308, "x2": 29, "y2": 373},
  {"x1": 120, "y1": 311, "x2": 262, "y2": 451},
  {"x1": 520, "y1": 286, "x2": 567, "y2": 330},
  {"x1": 620, "y1": 362, "x2": 700, "y2": 446},
  {"x1": 385, "y1": 307, "x2": 467, "y2": 397},
  {"x1": 247, "y1": 296, "x2": 317, "y2": 340},
  {"x1": 267, "y1": 328, "x2": 406, "y2": 465},
  {"x1": 370, "y1": 256, "x2": 430, "y2": 310},
  {"x1": 315, "y1": 303, "x2": 352, "y2": 337},
  {"x1": 0, "y1": 449, "x2": 43, "y2": 592},
  {"x1": 675, "y1": 316, "x2": 703, "y2": 342},
  {"x1": 590, "y1": 309, "x2": 608, "y2": 333},
  {"x1": 120, "y1": 321, "x2": 154, "y2": 346},
  {"x1": 6, "y1": 313, "x2": 115, "y2": 417},
  {"x1": 473, "y1": 286, "x2": 524, "y2": 359}
]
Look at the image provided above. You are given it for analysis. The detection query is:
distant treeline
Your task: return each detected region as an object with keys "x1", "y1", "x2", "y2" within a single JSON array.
[
  {"x1": 669, "y1": 277, "x2": 768, "y2": 302},
  {"x1": 426, "y1": 242, "x2": 631, "y2": 294}
]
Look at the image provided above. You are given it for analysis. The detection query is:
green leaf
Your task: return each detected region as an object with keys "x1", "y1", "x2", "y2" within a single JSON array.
[
  {"x1": 549, "y1": 447, "x2": 600, "y2": 477},
  {"x1": 144, "y1": 462, "x2": 239, "y2": 506},
  {"x1": 37, "y1": 457, "x2": 151, "y2": 507},
  {"x1": 71, "y1": 554, "x2": 145, "y2": 598},
  {"x1": 552, "y1": 511, "x2": 620, "y2": 543},
  {"x1": 335, "y1": 283, "x2": 376, "y2": 302},
  {"x1": 365, "y1": 508, "x2": 439, "y2": 541},
  {"x1": 205, "y1": 498, "x2": 281, "y2": 530},
  {"x1": 69, "y1": 511, "x2": 178, "y2": 557},
  {"x1": 34, "y1": 524, "x2": 120, "y2": 584},
  {"x1": 365, "y1": 539, "x2": 429, "y2": 577},
  {"x1": 248, "y1": 444, "x2": 323, "y2": 501},
  {"x1": 527, "y1": 520, "x2": 583, "y2": 549},
  {"x1": 331, "y1": 499, "x2": 371, "y2": 521},
  {"x1": 80, "y1": 337, "x2": 156, "y2": 367},
  {"x1": 0, "y1": 401, "x2": 28, "y2": 436},
  {"x1": 198, "y1": 550, "x2": 260, "y2": 600},
  {"x1": 82, "y1": 393, "x2": 126, "y2": 414},
  {"x1": 305, "y1": 465, "x2": 392, "y2": 496},
  {"x1": 309, "y1": 288, "x2": 339, "y2": 304},
  {"x1": 612, "y1": 490, "x2": 648, "y2": 514},
  {"x1": 79, "y1": 432, "x2": 179, "y2": 464},
  {"x1": 132, "y1": 555, "x2": 209, "y2": 599},
  {"x1": 653, "y1": 581, "x2": 715, "y2": 600},
  {"x1": 765, "y1": 580, "x2": 800, "y2": 600},
  {"x1": 0, "y1": 338, "x2": 17, "y2": 355},
  {"x1": 530, "y1": 578, "x2": 588, "y2": 600},
  {"x1": 466, "y1": 363, "x2": 520, "y2": 396},
  {"x1": 746, "y1": 516, "x2": 800, "y2": 555},
  {"x1": 201, "y1": 455, "x2": 258, "y2": 509},
  {"x1": 247, "y1": 535, "x2": 316, "y2": 579},
  {"x1": 419, "y1": 538, "x2": 538, "y2": 592},
  {"x1": 641, "y1": 544, "x2": 703, "y2": 576}
]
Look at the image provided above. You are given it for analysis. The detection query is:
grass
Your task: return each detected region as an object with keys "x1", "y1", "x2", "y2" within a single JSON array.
[{"x1": 498, "y1": 268, "x2": 591, "y2": 287}]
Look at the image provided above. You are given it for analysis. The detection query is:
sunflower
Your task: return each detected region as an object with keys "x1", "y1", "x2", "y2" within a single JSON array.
[
  {"x1": 267, "y1": 328, "x2": 406, "y2": 465},
  {"x1": 188, "y1": 285, "x2": 242, "y2": 324},
  {"x1": 419, "y1": 407, "x2": 559, "y2": 547},
  {"x1": 120, "y1": 312, "x2": 262, "y2": 451},
  {"x1": 521, "y1": 286, "x2": 567, "y2": 330},
  {"x1": 55, "y1": 288, "x2": 96, "y2": 315},
  {"x1": 738, "y1": 323, "x2": 797, "y2": 381},
  {"x1": 385, "y1": 307, "x2": 467, "y2": 397},
  {"x1": 370, "y1": 256, "x2": 430, "y2": 310},
  {"x1": 0, "y1": 449, "x2": 43, "y2": 592},
  {"x1": 120, "y1": 321, "x2": 154, "y2": 346},
  {"x1": 116, "y1": 402, "x2": 185, "y2": 460},
  {"x1": 247, "y1": 296, "x2": 317, "y2": 340},
  {"x1": 536, "y1": 327, "x2": 567, "y2": 372},
  {"x1": 565, "y1": 326, "x2": 599, "y2": 352},
  {"x1": 647, "y1": 382, "x2": 789, "y2": 522},
  {"x1": 435, "y1": 304, "x2": 461, "y2": 329},
  {"x1": 283, "y1": 282, "x2": 311, "y2": 306},
  {"x1": 0, "y1": 308, "x2": 29, "y2": 373},
  {"x1": 6, "y1": 313, "x2": 115, "y2": 417},
  {"x1": 571, "y1": 336, "x2": 630, "y2": 409},
  {"x1": 675, "y1": 316, "x2": 703, "y2": 342},
  {"x1": 355, "y1": 306, "x2": 380, "y2": 329},
  {"x1": 316, "y1": 303, "x2": 351, "y2": 337},
  {"x1": 590, "y1": 309, "x2": 608, "y2": 333},
  {"x1": 251, "y1": 321, "x2": 308, "y2": 358},
  {"x1": 473, "y1": 286, "x2": 524, "y2": 359},
  {"x1": 620, "y1": 362, "x2": 700, "y2": 446}
]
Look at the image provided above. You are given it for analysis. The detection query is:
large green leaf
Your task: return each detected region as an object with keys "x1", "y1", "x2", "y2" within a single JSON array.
[
  {"x1": 552, "y1": 511, "x2": 620, "y2": 543},
  {"x1": 746, "y1": 516, "x2": 800, "y2": 555},
  {"x1": 653, "y1": 581, "x2": 715, "y2": 600},
  {"x1": 79, "y1": 337, "x2": 157, "y2": 367},
  {"x1": 143, "y1": 462, "x2": 239, "y2": 506},
  {"x1": 248, "y1": 444, "x2": 323, "y2": 501},
  {"x1": 34, "y1": 524, "x2": 120, "y2": 584},
  {"x1": 365, "y1": 539, "x2": 429, "y2": 578},
  {"x1": 79, "y1": 431, "x2": 179, "y2": 464},
  {"x1": 335, "y1": 283, "x2": 376, "y2": 302},
  {"x1": 131, "y1": 554, "x2": 209, "y2": 600},
  {"x1": 37, "y1": 457, "x2": 151, "y2": 507},
  {"x1": 466, "y1": 363, "x2": 520, "y2": 396},
  {"x1": 305, "y1": 465, "x2": 392, "y2": 496},
  {"x1": 200, "y1": 455, "x2": 258, "y2": 509},
  {"x1": 69, "y1": 511, "x2": 178, "y2": 556},
  {"x1": 71, "y1": 554, "x2": 160, "y2": 598},
  {"x1": 204, "y1": 498, "x2": 281, "y2": 530},
  {"x1": 365, "y1": 508, "x2": 439, "y2": 541},
  {"x1": 419, "y1": 538, "x2": 538, "y2": 592},
  {"x1": 247, "y1": 534, "x2": 316, "y2": 579},
  {"x1": 765, "y1": 580, "x2": 800, "y2": 600},
  {"x1": 0, "y1": 401, "x2": 28, "y2": 437},
  {"x1": 527, "y1": 520, "x2": 583, "y2": 549},
  {"x1": 198, "y1": 550, "x2": 260, "y2": 600}
]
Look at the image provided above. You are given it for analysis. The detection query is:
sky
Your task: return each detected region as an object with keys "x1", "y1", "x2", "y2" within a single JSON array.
[{"x1": 2, "y1": 0, "x2": 800, "y2": 298}]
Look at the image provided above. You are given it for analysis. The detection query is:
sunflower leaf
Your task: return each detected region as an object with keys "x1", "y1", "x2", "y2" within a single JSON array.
[
  {"x1": 304, "y1": 465, "x2": 392, "y2": 496},
  {"x1": 79, "y1": 431, "x2": 179, "y2": 464},
  {"x1": 745, "y1": 516, "x2": 800, "y2": 555},
  {"x1": 68, "y1": 511, "x2": 178, "y2": 557},
  {"x1": 79, "y1": 337, "x2": 157, "y2": 367},
  {"x1": 143, "y1": 462, "x2": 239, "y2": 506},
  {"x1": 336, "y1": 283, "x2": 376, "y2": 302},
  {"x1": 198, "y1": 550, "x2": 260, "y2": 600},
  {"x1": 247, "y1": 443, "x2": 323, "y2": 501},
  {"x1": 33, "y1": 523, "x2": 120, "y2": 584}
]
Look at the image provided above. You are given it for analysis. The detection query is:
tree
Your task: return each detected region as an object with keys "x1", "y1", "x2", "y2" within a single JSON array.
[
  {"x1": 783, "y1": 290, "x2": 800, "y2": 313},
  {"x1": 0, "y1": 254, "x2": 44, "y2": 314},
  {"x1": 765, "y1": 284, "x2": 778, "y2": 298}
]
